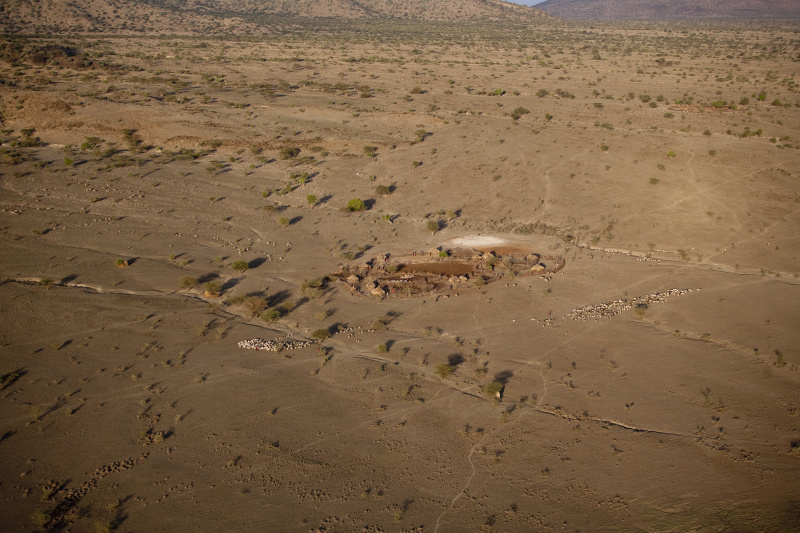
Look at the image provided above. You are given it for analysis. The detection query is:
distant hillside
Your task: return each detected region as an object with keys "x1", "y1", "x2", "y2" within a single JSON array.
[
  {"x1": 0, "y1": 0, "x2": 256, "y2": 34},
  {"x1": 0, "y1": 0, "x2": 551, "y2": 35},
  {"x1": 535, "y1": 0, "x2": 800, "y2": 20},
  {"x1": 141, "y1": 0, "x2": 550, "y2": 21}
]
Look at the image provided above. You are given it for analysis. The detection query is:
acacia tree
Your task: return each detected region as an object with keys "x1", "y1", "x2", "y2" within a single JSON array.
[{"x1": 426, "y1": 219, "x2": 441, "y2": 235}]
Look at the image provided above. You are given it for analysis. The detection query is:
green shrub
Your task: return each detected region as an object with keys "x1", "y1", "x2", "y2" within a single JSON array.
[
  {"x1": 482, "y1": 381, "x2": 504, "y2": 396},
  {"x1": 31, "y1": 508, "x2": 52, "y2": 527},
  {"x1": 243, "y1": 296, "x2": 267, "y2": 317},
  {"x1": 179, "y1": 275, "x2": 197, "y2": 289},
  {"x1": 435, "y1": 363, "x2": 454, "y2": 379},
  {"x1": 301, "y1": 278, "x2": 324, "y2": 298},
  {"x1": 260, "y1": 309, "x2": 281, "y2": 322},
  {"x1": 312, "y1": 328, "x2": 330, "y2": 340},
  {"x1": 510, "y1": 106, "x2": 529, "y2": 120},
  {"x1": 204, "y1": 280, "x2": 222, "y2": 296},
  {"x1": 279, "y1": 146, "x2": 300, "y2": 159},
  {"x1": 347, "y1": 198, "x2": 365, "y2": 211},
  {"x1": 232, "y1": 260, "x2": 249, "y2": 273}
]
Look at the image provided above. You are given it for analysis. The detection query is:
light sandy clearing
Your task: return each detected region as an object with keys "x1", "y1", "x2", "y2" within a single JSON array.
[{"x1": 448, "y1": 235, "x2": 507, "y2": 248}]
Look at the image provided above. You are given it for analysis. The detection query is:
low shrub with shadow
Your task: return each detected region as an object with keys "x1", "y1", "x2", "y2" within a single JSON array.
[{"x1": 436, "y1": 354, "x2": 465, "y2": 379}]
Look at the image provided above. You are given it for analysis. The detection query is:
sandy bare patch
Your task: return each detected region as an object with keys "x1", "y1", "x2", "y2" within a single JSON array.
[{"x1": 448, "y1": 235, "x2": 507, "y2": 248}]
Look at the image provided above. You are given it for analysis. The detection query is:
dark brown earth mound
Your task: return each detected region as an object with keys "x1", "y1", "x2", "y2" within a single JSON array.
[{"x1": 400, "y1": 262, "x2": 474, "y2": 276}]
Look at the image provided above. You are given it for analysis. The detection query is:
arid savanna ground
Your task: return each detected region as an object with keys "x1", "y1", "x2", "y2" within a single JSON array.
[{"x1": 1, "y1": 20, "x2": 799, "y2": 532}]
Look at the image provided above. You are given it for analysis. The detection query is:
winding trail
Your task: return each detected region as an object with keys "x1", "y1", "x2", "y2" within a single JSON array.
[{"x1": 619, "y1": 156, "x2": 798, "y2": 225}]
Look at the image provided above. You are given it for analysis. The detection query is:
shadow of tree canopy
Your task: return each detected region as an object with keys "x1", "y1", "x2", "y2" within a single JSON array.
[
  {"x1": 493, "y1": 370, "x2": 514, "y2": 384},
  {"x1": 447, "y1": 353, "x2": 465, "y2": 366}
]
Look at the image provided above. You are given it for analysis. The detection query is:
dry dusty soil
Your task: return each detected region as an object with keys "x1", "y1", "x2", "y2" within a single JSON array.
[{"x1": 1, "y1": 22, "x2": 799, "y2": 532}]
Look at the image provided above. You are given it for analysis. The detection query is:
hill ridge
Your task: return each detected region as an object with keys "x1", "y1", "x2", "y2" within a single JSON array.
[
  {"x1": 0, "y1": 0, "x2": 553, "y2": 35},
  {"x1": 536, "y1": 0, "x2": 800, "y2": 20}
]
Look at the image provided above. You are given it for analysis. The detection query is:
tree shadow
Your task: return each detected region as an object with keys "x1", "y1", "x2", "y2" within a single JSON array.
[
  {"x1": 221, "y1": 277, "x2": 240, "y2": 291},
  {"x1": 447, "y1": 353, "x2": 465, "y2": 366},
  {"x1": 317, "y1": 194, "x2": 333, "y2": 206},
  {"x1": 363, "y1": 198, "x2": 376, "y2": 210},
  {"x1": 493, "y1": 370, "x2": 514, "y2": 384},
  {"x1": 198, "y1": 272, "x2": 219, "y2": 284},
  {"x1": 385, "y1": 310, "x2": 402, "y2": 322},
  {"x1": 267, "y1": 289, "x2": 291, "y2": 308},
  {"x1": 249, "y1": 257, "x2": 266, "y2": 269},
  {"x1": 111, "y1": 512, "x2": 129, "y2": 530},
  {"x1": 290, "y1": 215, "x2": 303, "y2": 225},
  {"x1": 329, "y1": 322, "x2": 347, "y2": 335}
]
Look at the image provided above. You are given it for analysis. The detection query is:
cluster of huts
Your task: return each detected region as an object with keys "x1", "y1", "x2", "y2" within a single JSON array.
[{"x1": 336, "y1": 248, "x2": 564, "y2": 298}]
